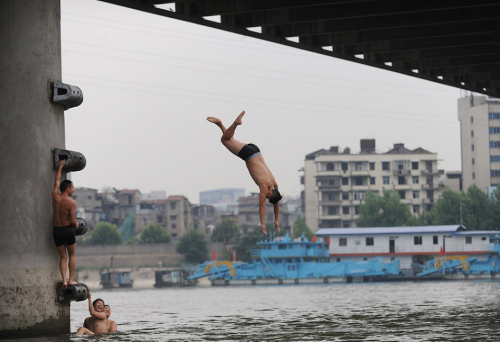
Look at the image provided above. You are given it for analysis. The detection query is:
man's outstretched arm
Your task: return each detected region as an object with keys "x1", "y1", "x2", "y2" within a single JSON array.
[
  {"x1": 52, "y1": 160, "x2": 65, "y2": 196},
  {"x1": 259, "y1": 186, "x2": 267, "y2": 235},
  {"x1": 273, "y1": 203, "x2": 280, "y2": 232},
  {"x1": 87, "y1": 293, "x2": 107, "y2": 320}
]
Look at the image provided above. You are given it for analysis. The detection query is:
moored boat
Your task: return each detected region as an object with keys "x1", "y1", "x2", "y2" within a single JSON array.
[
  {"x1": 100, "y1": 271, "x2": 134, "y2": 289},
  {"x1": 417, "y1": 235, "x2": 500, "y2": 280},
  {"x1": 189, "y1": 233, "x2": 401, "y2": 285}
]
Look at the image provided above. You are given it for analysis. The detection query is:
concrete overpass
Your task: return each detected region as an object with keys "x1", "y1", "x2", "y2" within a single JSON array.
[{"x1": 100, "y1": 0, "x2": 500, "y2": 99}]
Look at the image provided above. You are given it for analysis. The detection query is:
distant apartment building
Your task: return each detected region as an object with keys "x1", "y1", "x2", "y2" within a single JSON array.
[
  {"x1": 73, "y1": 188, "x2": 103, "y2": 230},
  {"x1": 238, "y1": 193, "x2": 290, "y2": 234},
  {"x1": 165, "y1": 195, "x2": 193, "y2": 239},
  {"x1": 117, "y1": 189, "x2": 142, "y2": 222},
  {"x1": 458, "y1": 95, "x2": 500, "y2": 193},
  {"x1": 134, "y1": 199, "x2": 158, "y2": 234},
  {"x1": 74, "y1": 187, "x2": 218, "y2": 241},
  {"x1": 192, "y1": 204, "x2": 220, "y2": 236},
  {"x1": 303, "y1": 140, "x2": 442, "y2": 231},
  {"x1": 199, "y1": 188, "x2": 245, "y2": 213},
  {"x1": 133, "y1": 195, "x2": 194, "y2": 241},
  {"x1": 440, "y1": 171, "x2": 462, "y2": 193}
]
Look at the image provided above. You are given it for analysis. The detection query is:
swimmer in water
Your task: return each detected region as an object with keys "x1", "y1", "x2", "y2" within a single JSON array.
[
  {"x1": 75, "y1": 294, "x2": 108, "y2": 335},
  {"x1": 207, "y1": 111, "x2": 283, "y2": 235}
]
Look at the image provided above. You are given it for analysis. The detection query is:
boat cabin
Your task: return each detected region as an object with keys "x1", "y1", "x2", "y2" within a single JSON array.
[{"x1": 316, "y1": 225, "x2": 500, "y2": 272}]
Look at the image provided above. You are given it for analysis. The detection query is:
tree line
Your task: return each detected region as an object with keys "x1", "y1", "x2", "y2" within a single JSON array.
[{"x1": 357, "y1": 184, "x2": 500, "y2": 230}]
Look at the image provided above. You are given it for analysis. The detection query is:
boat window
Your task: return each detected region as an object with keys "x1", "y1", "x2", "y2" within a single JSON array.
[
  {"x1": 306, "y1": 244, "x2": 311, "y2": 249},
  {"x1": 279, "y1": 245, "x2": 287, "y2": 250},
  {"x1": 366, "y1": 237, "x2": 374, "y2": 246},
  {"x1": 336, "y1": 258, "x2": 341, "y2": 262}
]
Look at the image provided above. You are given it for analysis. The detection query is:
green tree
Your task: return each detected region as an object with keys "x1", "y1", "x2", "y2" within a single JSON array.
[
  {"x1": 431, "y1": 188, "x2": 462, "y2": 225},
  {"x1": 343, "y1": 147, "x2": 351, "y2": 154},
  {"x1": 127, "y1": 236, "x2": 141, "y2": 245},
  {"x1": 233, "y1": 224, "x2": 283, "y2": 262},
  {"x1": 140, "y1": 224, "x2": 171, "y2": 244},
  {"x1": 88, "y1": 222, "x2": 122, "y2": 245},
  {"x1": 176, "y1": 229, "x2": 208, "y2": 264},
  {"x1": 463, "y1": 184, "x2": 492, "y2": 230},
  {"x1": 234, "y1": 228, "x2": 266, "y2": 263},
  {"x1": 292, "y1": 217, "x2": 314, "y2": 240},
  {"x1": 489, "y1": 183, "x2": 500, "y2": 230},
  {"x1": 211, "y1": 218, "x2": 240, "y2": 244},
  {"x1": 357, "y1": 190, "x2": 412, "y2": 227}
]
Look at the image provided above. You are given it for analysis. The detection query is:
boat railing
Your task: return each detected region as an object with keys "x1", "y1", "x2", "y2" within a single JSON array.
[
  {"x1": 250, "y1": 249, "x2": 261, "y2": 257},
  {"x1": 332, "y1": 245, "x2": 495, "y2": 254}
]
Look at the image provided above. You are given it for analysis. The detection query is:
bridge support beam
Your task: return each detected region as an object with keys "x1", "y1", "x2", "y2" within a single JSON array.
[{"x1": 0, "y1": 0, "x2": 70, "y2": 338}]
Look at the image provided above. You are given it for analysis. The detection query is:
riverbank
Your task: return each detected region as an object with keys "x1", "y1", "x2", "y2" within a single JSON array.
[
  {"x1": 75, "y1": 242, "x2": 227, "y2": 269},
  {"x1": 76, "y1": 267, "x2": 212, "y2": 289}
]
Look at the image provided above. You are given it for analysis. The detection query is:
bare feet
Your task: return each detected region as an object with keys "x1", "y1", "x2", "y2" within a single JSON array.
[
  {"x1": 207, "y1": 116, "x2": 222, "y2": 125},
  {"x1": 235, "y1": 111, "x2": 245, "y2": 125},
  {"x1": 68, "y1": 280, "x2": 78, "y2": 286},
  {"x1": 61, "y1": 281, "x2": 68, "y2": 290}
]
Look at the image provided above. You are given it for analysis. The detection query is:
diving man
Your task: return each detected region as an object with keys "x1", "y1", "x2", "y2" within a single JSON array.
[{"x1": 207, "y1": 111, "x2": 282, "y2": 235}]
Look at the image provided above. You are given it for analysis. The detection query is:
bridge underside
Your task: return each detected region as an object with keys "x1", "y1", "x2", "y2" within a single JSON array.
[{"x1": 100, "y1": 0, "x2": 500, "y2": 98}]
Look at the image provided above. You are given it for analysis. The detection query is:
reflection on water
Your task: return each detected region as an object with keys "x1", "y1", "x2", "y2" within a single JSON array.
[{"x1": 11, "y1": 281, "x2": 500, "y2": 341}]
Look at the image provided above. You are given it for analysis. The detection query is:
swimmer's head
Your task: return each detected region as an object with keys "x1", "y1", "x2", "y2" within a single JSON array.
[
  {"x1": 93, "y1": 298, "x2": 104, "y2": 312},
  {"x1": 60, "y1": 180, "x2": 74, "y2": 195},
  {"x1": 104, "y1": 305, "x2": 111, "y2": 318},
  {"x1": 268, "y1": 188, "x2": 283, "y2": 204}
]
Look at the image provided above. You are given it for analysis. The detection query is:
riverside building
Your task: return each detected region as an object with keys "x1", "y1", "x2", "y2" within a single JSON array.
[
  {"x1": 315, "y1": 225, "x2": 500, "y2": 274},
  {"x1": 302, "y1": 140, "x2": 442, "y2": 231},
  {"x1": 458, "y1": 95, "x2": 500, "y2": 193}
]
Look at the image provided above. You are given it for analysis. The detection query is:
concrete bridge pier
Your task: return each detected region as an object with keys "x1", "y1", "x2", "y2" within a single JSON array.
[{"x1": 0, "y1": 0, "x2": 70, "y2": 338}]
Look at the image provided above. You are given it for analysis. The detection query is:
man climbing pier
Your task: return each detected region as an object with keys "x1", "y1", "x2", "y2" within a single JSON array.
[{"x1": 52, "y1": 159, "x2": 78, "y2": 289}]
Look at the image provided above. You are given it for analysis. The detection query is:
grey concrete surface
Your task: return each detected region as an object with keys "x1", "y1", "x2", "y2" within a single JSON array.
[{"x1": 0, "y1": 0, "x2": 70, "y2": 338}]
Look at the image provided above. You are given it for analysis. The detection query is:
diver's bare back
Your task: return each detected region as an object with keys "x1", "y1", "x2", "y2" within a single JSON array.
[
  {"x1": 246, "y1": 154, "x2": 277, "y2": 189},
  {"x1": 52, "y1": 196, "x2": 75, "y2": 227}
]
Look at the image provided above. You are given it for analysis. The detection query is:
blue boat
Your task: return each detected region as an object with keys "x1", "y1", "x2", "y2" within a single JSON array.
[
  {"x1": 189, "y1": 233, "x2": 401, "y2": 285},
  {"x1": 417, "y1": 235, "x2": 500, "y2": 279}
]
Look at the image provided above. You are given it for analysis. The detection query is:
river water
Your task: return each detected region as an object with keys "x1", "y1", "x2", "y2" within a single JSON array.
[{"x1": 12, "y1": 280, "x2": 500, "y2": 341}]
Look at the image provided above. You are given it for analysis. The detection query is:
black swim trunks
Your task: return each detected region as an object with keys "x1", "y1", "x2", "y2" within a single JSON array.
[
  {"x1": 53, "y1": 225, "x2": 76, "y2": 246},
  {"x1": 237, "y1": 143, "x2": 261, "y2": 161}
]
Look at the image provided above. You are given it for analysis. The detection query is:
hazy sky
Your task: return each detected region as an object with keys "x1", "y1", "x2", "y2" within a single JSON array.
[{"x1": 62, "y1": 0, "x2": 463, "y2": 204}]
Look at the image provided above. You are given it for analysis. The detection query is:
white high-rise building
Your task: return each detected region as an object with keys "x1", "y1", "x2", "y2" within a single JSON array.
[
  {"x1": 458, "y1": 95, "x2": 500, "y2": 193},
  {"x1": 302, "y1": 140, "x2": 442, "y2": 231}
]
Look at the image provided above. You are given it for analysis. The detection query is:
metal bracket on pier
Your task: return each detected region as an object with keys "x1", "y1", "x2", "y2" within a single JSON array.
[
  {"x1": 57, "y1": 283, "x2": 89, "y2": 303},
  {"x1": 53, "y1": 148, "x2": 86, "y2": 172}
]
